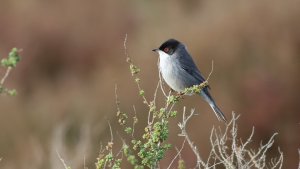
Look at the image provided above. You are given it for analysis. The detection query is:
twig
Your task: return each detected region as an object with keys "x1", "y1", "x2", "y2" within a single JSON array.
[
  {"x1": 115, "y1": 133, "x2": 126, "y2": 158},
  {"x1": 246, "y1": 133, "x2": 278, "y2": 168},
  {"x1": 153, "y1": 80, "x2": 160, "y2": 105},
  {"x1": 270, "y1": 148, "x2": 283, "y2": 169},
  {"x1": 167, "y1": 139, "x2": 186, "y2": 169},
  {"x1": 56, "y1": 150, "x2": 70, "y2": 169},
  {"x1": 114, "y1": 84, "x2": 121, "y2": 113},
  {"x1": 123, "y1": 34, "x2": 128, "y2": 57},
  {"x1": 107, "y1": 120, "x2": 114, "y2": 144},
  {"x1": 178, "y1": 107, "x2": 206, "y2": 168},
  {"x1": 209, "y1": 127, "x2": 225, "y2": 167},
  {"x1": 206, "y1": 127, "x2": 216, "y2": 165},
  {"x1": 240, "y1": 127, "x2": 255, "y2": 152},
  {"x1": 132, "y1": 105, "x2": 137, "y2": 137},
  {"x1": 298, "y1": 149, "x2": 300, "y2": 169},
  {"x1": 0, "y1": 48, "x2": 22, "y2": 88},
  {"x1": 83, "y1": 156, "x2": 87, "y2": 169},
  {"x1": 0, "y1": 67, "x2": 12, "y2": 86},
  {"x1": 123, "y1": 34, "x2": 149, "y2": 107},
  {"x1": 206, "y1": 60, "x2": 214, "y2": 82}
]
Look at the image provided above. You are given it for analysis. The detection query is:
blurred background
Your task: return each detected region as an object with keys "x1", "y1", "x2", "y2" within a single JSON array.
[{"x1": 0, "y1": 0, "x2": 299, "y2": 168}]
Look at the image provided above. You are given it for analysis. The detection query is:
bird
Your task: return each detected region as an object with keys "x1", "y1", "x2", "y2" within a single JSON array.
[{"x1": 152, "y1": 39, "x2": 227, "y2": 122}]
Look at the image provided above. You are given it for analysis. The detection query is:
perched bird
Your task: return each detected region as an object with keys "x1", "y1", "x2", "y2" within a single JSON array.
[{"x1": 152, "y1": 39, "x2": 227, "y2": 122}]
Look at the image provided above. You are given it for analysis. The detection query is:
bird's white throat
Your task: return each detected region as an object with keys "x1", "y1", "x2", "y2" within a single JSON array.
[
  {"x1": 158, "y1": 51, "x2": 172, "y2": 71},
  {"x1": 158, "y1": 50, "x2": 170, "y2": 61}
]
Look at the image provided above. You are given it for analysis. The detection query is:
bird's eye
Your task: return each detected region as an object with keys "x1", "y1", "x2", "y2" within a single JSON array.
[{"x1": 164, "y1": 48, "x2": 170, "y2": 53}]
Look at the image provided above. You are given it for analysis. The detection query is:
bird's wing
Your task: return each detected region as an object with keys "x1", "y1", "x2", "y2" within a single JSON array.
[
  {"x1": 181, "y1": 66, "x2": 206, "y2": 83},
  {"x1": 178, "y1": 51, "x2": 210, "y2": 88}
]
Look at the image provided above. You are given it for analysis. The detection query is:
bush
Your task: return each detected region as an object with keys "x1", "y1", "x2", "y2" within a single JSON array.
[{"x1": 91, "y1": 36, "x2": 284, "y2": 169}]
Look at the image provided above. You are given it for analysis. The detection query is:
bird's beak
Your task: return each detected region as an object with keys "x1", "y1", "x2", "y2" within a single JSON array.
[{"x1": 152, "y1": 48, "x2": 158, "y2": 52}]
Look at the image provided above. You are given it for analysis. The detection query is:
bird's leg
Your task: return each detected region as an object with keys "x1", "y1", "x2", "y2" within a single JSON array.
[
  {"x1": 169, "y1": 88, "x2": 184, "y2": 98},
  {"x1": 169, "y1": 87, "x2": 175, "y2": 93},
  {"x1": 176, "y1": 92, "x2": 185, "y2": 99}
]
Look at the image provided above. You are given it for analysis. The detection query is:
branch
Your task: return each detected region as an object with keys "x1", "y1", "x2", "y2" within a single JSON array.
[
  {"x1": 56, "y1": 150, "x2": 71, "y2": 169},
  {"x1": 0, "y1": 67, "x2": 12, "y2": 86},
  {"x1": 178, "y1": 107, "x2": 206, "y2": 168},
  {"x1": 206, "y1": 60, "x2": 214, "y2": 82},
  {"x1": 167, "y1": 139, "x2": 186, "y2": 169}
]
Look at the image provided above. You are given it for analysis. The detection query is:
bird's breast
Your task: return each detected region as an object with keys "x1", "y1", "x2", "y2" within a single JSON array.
[{"x1": 159, "y1": 52, "x2": 185, "y2": 92}]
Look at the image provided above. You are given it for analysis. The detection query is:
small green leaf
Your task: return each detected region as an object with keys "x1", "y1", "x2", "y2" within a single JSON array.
[
  {"x1": 125, "y1": 127, "x2": 133, "y2": 134},
  {"x1": 8, "y1": 89, "x2": 17, "y2": 96},
  {"x1": 139, "y1": 90, "x2": 145, "y2": 96},
  {"x1": 170, "y1": 111, "x2": 177, "y2": 117}
]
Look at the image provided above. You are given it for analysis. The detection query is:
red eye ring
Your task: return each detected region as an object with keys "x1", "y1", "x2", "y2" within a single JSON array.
[{"x1": 164, "y1": 48, "x2": 169, "y2": 53}]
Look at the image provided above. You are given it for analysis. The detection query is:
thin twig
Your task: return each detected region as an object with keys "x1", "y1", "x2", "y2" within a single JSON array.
[
  {"x1": 178, "y1": 107, "x2": 206, "y2": 168},
  {"x1": 132, "y1": 105, "x2": 137, "y2": 137},
  {"x1": 153, "y1": 80, "x2": 160, "y2": 104},
  {"x1": 114, "y1": 84, "x2": 121, "y2": 113},
  {"x1": 270, "y1": 148, "x2": 283, "y2": 169},
  {"x1": 124, "y1": 34, "x2": 149, "y2": 107},
  {"x1": 0, "y1": 67, "x2": 12, "y2": 86},
  {"x1": 209, "y1": 127, "x2": 225, "y2": 166},
  {"x1": 206, "y1": 60, "x2": 214, "y2": 82},
  {"x1": 241, "y1": 127, "x2": 255, "y2": 151},
  {"x1": 206, "y1": 126, "x2": 216, "y2": 165},
  {"x1": 116, "y1": 132, "x2": 126, "y2": 158},
  {"x1": 246, "y1": 133, "x2": 278, "y2": 168},
  {"x1": 56, "y1": 150, "x2": 70, "y2": 169},
  {"x1": 298, "y1": 149, "x2": 300, "y2": 169},
  {"x1": 83, "y1": 155, "x2": 87, "y2": 169},
  {"x1": 107, "y1": 120, "x2": 114, "y2": 144},
  {"x1": 167, "y1": 139, "x2": 186, "y2": 169},
  {"x1": 123, "y1": 34, "x2": 128, "y2": 57}
]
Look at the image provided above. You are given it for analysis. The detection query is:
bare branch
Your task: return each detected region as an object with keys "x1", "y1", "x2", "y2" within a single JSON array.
[
  {"x1": 56, "y1": 150, "x2": 70, "y2": 169},
  {"x1": 132, "y1": 105, "x2": 137, "y2": 137},
  {"x1": 298, "y1": 149, "x2": 300, "y2": 169},
  {"x1": 206, "y1": 60, "x2": 214, "y2": 82},
  {"x1": 123, "y1": 34, "x2": 128, "y2": 58},
  {"x1": 114, "y1": 84, "x2": 121, "y2": 113},
  {"x1": 0, "y1": 67, "x2": 12, "y2": 86},
  {"x1": 178, "y1": 107, "x2": 206, "y2": 168},
  {"x1": 167, "y1": 139, "x2": 186, "y2": 169},
  {"x1": 107, "y1": 120, "x2": 114, "y2": 144},
  {"x1": 270, "y1": 148, "x2": 283, "y2": 169}
]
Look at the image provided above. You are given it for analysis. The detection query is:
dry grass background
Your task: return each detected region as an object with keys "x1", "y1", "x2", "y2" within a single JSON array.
[{"x1": 0, "y1": 0, "x2": 299, "y2": 168}]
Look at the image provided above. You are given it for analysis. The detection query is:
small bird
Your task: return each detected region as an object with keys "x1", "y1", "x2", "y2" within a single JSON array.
[{"x1": 152, "y1": 39, "x2": 227, "y2": 122}]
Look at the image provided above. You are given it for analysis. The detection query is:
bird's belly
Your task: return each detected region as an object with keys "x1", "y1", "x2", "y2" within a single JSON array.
[{"x1": 159, "y1": 59, "x2": 186, "y2": 92}]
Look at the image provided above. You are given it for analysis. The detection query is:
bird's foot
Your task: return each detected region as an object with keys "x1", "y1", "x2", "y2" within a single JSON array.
[
  {"x1": 176, "y1": 92, "x2": 185, "y2": 99},
  {"x1": 169, "y1": 88, "x2": 175, "y2": 93}
]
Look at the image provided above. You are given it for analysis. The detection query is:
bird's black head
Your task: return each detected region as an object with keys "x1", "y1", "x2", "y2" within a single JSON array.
[{"x1": 158, "y1": 39, "x2": 180, "y2": 55}]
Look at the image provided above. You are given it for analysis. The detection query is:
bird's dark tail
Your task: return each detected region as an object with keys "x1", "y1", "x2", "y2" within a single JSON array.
[
  {"x1": 200, "y1": 89, "x2": 227, "y2": 122},
  {"x1": 209, "y1": 102, "x2": 227, "y2": 122}
]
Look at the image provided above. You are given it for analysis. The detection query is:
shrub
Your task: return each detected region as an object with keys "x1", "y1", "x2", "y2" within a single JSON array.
[{"x1": 92, "y1": 36, "x2": 283, "y2": 169}]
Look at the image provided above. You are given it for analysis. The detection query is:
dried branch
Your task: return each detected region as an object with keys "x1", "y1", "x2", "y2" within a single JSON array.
[
  {"x1": 56, "y1": 151, "x2": 71, "y2": 169},
  {"x1": 167, "y1": 139, "x2": 186, "y2": 169},
  {"x1": 178, "y1": 107, "x2": 206, "y2": 168},
  {"x1": 0, "y1": 67, "x2": 12, "y2": 86}
]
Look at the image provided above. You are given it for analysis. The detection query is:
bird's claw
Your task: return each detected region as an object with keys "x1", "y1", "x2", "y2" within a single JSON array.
[{"x1": 176, "y1": 92, "x2": 185, "y2": 98}]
